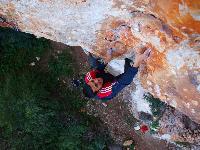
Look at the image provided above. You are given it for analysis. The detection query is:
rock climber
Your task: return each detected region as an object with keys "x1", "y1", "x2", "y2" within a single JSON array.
[{"x1": 82, "y1": 48, "x2": 151, "y2": 102}]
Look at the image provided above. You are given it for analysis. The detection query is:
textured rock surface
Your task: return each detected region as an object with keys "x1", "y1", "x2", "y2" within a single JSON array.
[
  {"x1": 158, "y1": 107, "x2": 200, "y2": 144},
  {"x1": 0, "y1": 0, "x2": 200, "y2": 123}
]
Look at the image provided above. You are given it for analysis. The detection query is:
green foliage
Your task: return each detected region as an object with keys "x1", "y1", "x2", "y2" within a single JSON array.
[
  {"x1": 144, "y1": 93, "x2": 166, "y2": 119},
  {"x1": 48, "y1": 51, "x2": 73, "y2": 78},
  {"x1": 129, "y1": 144, "x2": 135, "y2": 150},
  {"x1": 144, "y1": 93, "x2": 166, "y2": 134},
  {"x1": 85, "y1": 136, "x2": 107, "y2": 150},
  {"x1": 0, "y1": 28, "x2": 110, "y2": 150},
  {"x1": 0, "y1": 27, "x2": 49, "y2": 74},
  {"x1": 175, "y1": 141, "x2": 190, "y2": 147},
  {"x1": 47, "y1": 48, "x2": 86, "y2": 112},
  {"x1": 150, "y1": 120, "x2": 159, "y2": 134}
]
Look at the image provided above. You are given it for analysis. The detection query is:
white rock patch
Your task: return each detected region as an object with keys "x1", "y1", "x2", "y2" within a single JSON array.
[
  {"x1": 166, "y1": 42, "x2": 200, "y2": 71},
  {"x1": 131, "y1": 78, "x2": 152, "y2": 114},
  {"x1": 107, "y1": 59, "x2": 125, "y2": 76}
]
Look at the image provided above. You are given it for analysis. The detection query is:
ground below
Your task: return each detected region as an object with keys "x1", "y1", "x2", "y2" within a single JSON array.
[{"x1": 57, "y1": 44, "x2": 179, "y2": 150}]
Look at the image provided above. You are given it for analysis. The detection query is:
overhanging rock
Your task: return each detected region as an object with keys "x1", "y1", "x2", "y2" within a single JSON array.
[{"x1": 1, "y1": 0, "x2": 200, "y2": 123}]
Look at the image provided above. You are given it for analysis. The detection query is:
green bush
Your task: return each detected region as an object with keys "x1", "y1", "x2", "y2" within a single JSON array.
[
  {"x1": 144, "y1": 93, "x2": 166, "y2": 134},
  {"x1": 0, "y1": 28, "x2": 110, "y2": 150},
  {"x1": 48, "y1": 51, "x2": 73, "y2": 78},
  {"x1": 144, "y1": 93, "x2": 166, "y2": 118},
  {"x1": 0, "y1": 28, "x2": 48, "y2": 74}
]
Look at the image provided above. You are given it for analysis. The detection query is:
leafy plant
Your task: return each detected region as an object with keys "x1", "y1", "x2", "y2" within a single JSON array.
[
  {"x1": 144, "y1": 93, "x2": 166, "y2": 119},
  {"x1": 144, "y1": 93, "x2": 166, "y2": 134}
]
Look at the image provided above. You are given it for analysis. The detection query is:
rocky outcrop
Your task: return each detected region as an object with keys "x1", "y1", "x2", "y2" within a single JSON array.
[
  {"x1": 0, "y1": 0, "x2": 200, "y2": 123},
  {"x1": 159, "y1": 107, "x2": 200, "y2": 144}
]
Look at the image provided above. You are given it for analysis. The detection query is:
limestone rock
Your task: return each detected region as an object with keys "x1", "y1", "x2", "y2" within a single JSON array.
[
  {"x1": 159, "y1": 107, "x2": 200, "y2": 144},
  {"x1": 0, "y1": 0, "x2": 200, "y2": 123}
]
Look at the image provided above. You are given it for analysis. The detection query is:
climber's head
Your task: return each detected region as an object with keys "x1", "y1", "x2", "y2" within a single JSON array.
[
  {"x1": 83, "y1": 70, "x2": 103, "y2": 98},
  {"x1": 87, "y1": 78, "x2": 103, "y2": 91}
]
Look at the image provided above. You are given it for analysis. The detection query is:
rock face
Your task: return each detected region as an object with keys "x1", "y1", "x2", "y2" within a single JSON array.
[
  {"x1": 159, "y1": 107, "x2": 200, "y2": 144},
  {"x1": 0, "y1": 0, "x2": 200, "y2": 123}
]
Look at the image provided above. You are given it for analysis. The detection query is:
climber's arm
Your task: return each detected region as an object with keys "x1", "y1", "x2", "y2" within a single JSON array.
[
  {"x1": 102, "y1": 63, "x2": 138, "y2": 101},
  {"x1": 96, "y1": 48, "x2": 151, "y2": 101},
  {"x1": 88, "y1": 47, "x2": 114, "y2": 70},
  {"x1": 88, "y1": 53, "x2": 106, "y2": 70}
]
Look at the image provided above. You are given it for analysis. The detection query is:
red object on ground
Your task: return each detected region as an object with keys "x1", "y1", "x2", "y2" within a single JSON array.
[{"x1": 140, "y1": 124, "x2": 149, "y2": 133}]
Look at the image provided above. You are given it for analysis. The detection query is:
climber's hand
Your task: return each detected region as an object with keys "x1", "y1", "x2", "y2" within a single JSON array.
[
  {"x1": 143, "y1": 48, "x2": 151, "y2": 61},
  {"x1": 132, "y1": 48, "x2": 151, "y2": 67}
]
